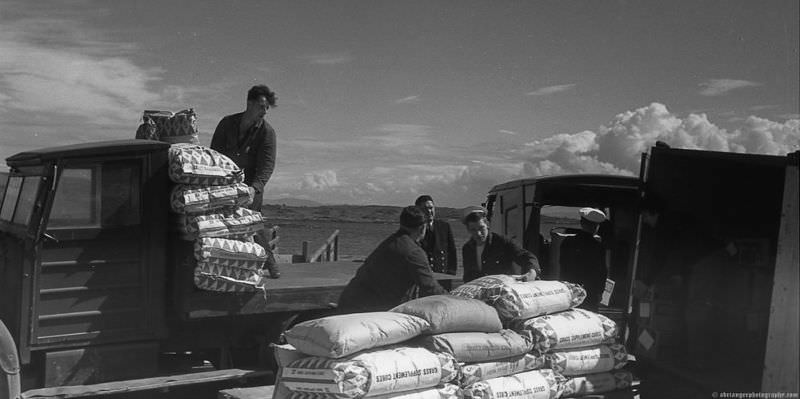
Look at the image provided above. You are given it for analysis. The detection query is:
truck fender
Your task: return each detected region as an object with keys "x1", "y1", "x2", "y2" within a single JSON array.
[{"x1": 0, "y1": 319, "x2": 21, "y2": 399}]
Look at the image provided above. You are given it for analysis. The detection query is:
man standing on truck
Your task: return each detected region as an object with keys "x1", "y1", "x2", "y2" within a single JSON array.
[
  {"x1": 337, "y1": 206, "x2": 448, "y2": 313},
  {"x1": 559, "y1": 207, "x2": 608, "y2": 310},
  {"x1": 415, "y1": 195, "x2": 458, "y2": 288},
  {"x1": 461, "y1": 207, "x2": 541, "y2": 283},
  {"x1": 211, "y1": 84, "x2": 277, "y2": 213},
  {"x1": 211, "y1": 84, "x2": 279, "y2": 278}
]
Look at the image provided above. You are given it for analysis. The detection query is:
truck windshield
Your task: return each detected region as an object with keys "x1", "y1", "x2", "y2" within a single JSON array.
[
  {"x1": 0, "y1": 174, "x2": 43, "y2": 226},
  {"x1": 540, "y1": 206, "x2": 581, "y2": 236}
]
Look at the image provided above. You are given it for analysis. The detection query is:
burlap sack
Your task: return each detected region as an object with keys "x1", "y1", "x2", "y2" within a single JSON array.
[
  {"x1": 390, "y1": 295, "x2": 502, "y2": 334},
  {"x1": 170, "y1": 183, "x2": 251, "y2": 214},
  {"x1": 143, "y1": 109, "x2": 200, "y2": 144},
  {"x1": 168, "y1": 143, "x2": 244, "y2": 185},
  {"x1": 193, "y1": 263, "x2": 267, "y2": 292},
  {"x1": 284, "y1": 312, "x2": 430, "y2": 358},
  {"x1": 450, "y1": 275, "x2": 518, "y2": 301},
  {"x1": 412, "y1": 330, "x2": 533, "y2": 363},
  {"x1": 177, "y1": 207, "x2": 264, "y2": 239},
  {"x1": 194, "y1": 237, "x2": 267, "y2": 267},
  {"x1": 462, "y1": 369, "x2": 565, "y2": 399},
  {"x1": 544, "y1": 344, "x2": 628, "y2": 376},
  {"x1": 281, "y1": 347, "x2": 457, "y2": 398}
]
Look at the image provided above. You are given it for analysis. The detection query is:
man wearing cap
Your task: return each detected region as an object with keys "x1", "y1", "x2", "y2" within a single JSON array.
[
  {"x1": 461, "y1": 207, "x2": 541, "y2": 283},
  {"x1": 415, "y1": 195, "x2": 458, "y2": 279},
  {"x1": 559, "y1": 207, "x2": 608, "y2": 310},
  {"x1": 337, "y1": 206, "x2": 448, "y2": 313}
]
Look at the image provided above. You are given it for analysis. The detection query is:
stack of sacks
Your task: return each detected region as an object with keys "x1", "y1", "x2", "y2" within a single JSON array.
[
  {"x1": 167, "y1": 143, "x2": 270, "y2": 292},
  {"x1": 392, "y1": 295, "x2": 564, "y2": 399},
  {"x1": 453, "y1": 275, "x2": 635, "y2": 397},
  {"x1": 135, "y1": 109, "x2": 200, "y2": 144},
  {"x1": 279, "y1": 312, "x2": 460, "y2": 398},
  {"x1": 512, "y1": 303, "x2": 632, "y2": 397}
]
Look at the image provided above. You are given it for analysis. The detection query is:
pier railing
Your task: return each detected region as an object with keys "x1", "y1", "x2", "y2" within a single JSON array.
[{"x1": 302, "y1": 229, "x2": 340, "y2": 263}]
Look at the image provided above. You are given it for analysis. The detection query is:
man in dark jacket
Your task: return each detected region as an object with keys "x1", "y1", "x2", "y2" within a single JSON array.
[
  {"x1": 337, "y1": 206, "x2": 448, "y2": 313},
  {"x1": 461, "y1": 207, "x2": 541, "y2": 283},
  {"x1": 415, "y1": 195, "x2": 458, "y2": 278},
  {"x1": 559, "y1": 207, "x2": 608, "y2": 310},
  {"x1": 210, "y1": 84, "x2": 277, "y2": 213},
  {"x1": 210, "y1": 85, "x2": 279, "y2": 278}
]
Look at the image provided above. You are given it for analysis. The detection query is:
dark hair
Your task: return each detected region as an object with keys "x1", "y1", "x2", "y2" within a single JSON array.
[
  {"x1": 414, "y1": 195, "x2": 434, "y2": 207},
  {"x1": 399, "y1": 206, "x2": 427, "y2": 228},
  {"x1": 247, "y1": 85, "x2": 277, "y2": 107},
  {"x1": 463, "y1": 211, "x2": 487, "y2": 225}
]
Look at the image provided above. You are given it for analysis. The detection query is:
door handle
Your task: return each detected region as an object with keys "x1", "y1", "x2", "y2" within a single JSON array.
[{"x1": 42, "y1": 232, "x2": 59, "y2": 244}]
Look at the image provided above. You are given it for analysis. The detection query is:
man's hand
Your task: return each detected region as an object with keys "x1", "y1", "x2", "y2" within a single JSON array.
[
  {"x1": 520, "y1": 269, "x2": 538, "y2": 282},
  {"x1": 247, "y1": 186, "x2": 256, "y2": 204}
]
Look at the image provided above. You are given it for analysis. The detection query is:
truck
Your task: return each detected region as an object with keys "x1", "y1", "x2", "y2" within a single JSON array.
[
  {"x1": 484, "y1": 144, "x2": 799, "y2": 395},
  {"x1": 0, "y1": 139, "x2": 457, "y2": 399}
]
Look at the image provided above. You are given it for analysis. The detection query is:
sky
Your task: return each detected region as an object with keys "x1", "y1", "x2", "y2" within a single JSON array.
[{"x1": 1, "y1": 0, "x2": 798, "y2": 207}]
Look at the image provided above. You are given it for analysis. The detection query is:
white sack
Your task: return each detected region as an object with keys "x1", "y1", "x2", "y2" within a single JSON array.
[
  {"x1": 462, "y1": 369, "x2": 565, "y2": 399},
  {"x1": 284, "y1": 312, "x2": 430, "y2": 358},
  {"x1": 515, "y1": 308, "x2": 618, "y2": 353},
  {"x1": 492, "y1": 280, "x2": 585, "y2": 321},
  {"x1": 390, "y1": 295, "x2": 502, "y2": 334},
  {"x1": 281, "y1": 347, "x2": 457, "y2": 398},
  {"x1": 460, "y1": 353, "x2": 546, "y2": 387},
  {"x1": 561, "y1": 370, "x2": 635, "y2": 397},
  {"x1": 412, "y1": 329, "x2": 533, "y2": 363},
  {"x1": 544, "y1": 344, "x2": 628, "y2": 376}
]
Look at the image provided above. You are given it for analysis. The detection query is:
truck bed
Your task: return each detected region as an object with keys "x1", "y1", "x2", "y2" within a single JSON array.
[{"x1": 178, "y1": 261, "x2": 460, "y2": 319}]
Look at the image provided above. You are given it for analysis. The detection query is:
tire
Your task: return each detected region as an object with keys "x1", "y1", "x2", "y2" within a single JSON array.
[{"x1": 0, "y1": 319, "x2": 22, "y2": 399}]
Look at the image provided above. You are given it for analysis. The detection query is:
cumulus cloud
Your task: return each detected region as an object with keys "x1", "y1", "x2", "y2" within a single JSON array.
[
  {"x1": 272, "y1": 102, "x2": 798, "y2": 206},
  {"x1": 699, "y1": 79, "x2": 761, "y2": 96},
  {"x1": 299, "y1": 170, "x2": 340, "y2": 191},
  {"x1": 526, "y1": 84, "x2": 576, "y2": 96}
]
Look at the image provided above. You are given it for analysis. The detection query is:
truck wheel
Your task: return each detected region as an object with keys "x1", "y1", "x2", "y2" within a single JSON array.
[{"x1": 0, "y1": 320, "x2": 22, "y2": 399}]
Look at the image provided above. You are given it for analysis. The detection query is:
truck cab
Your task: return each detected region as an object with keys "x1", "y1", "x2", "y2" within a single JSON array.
[
  {"x1": 483, "y1": 145, "x2": 799, "y2": 394},
  {"x1": 484, "y1": 174, "x2": 640, "y2": 314},
  {"x1": 0, "y1": 140, "x2": 171, "y2": 389}
]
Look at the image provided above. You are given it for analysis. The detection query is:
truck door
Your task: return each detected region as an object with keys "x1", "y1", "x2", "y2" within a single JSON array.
[
  {"x1": 0, "y1": 166, "x2": 50, "y2": 361},
  {"x1": 31, "y1": 157, "x2": 159, "y2": 347}
]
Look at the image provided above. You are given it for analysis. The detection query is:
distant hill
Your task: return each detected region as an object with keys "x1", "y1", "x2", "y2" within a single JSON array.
[
  {"x1": 263, "y1": 197, "x2": 323, "y2": 207},
  {"x1": 262, "y1": 204, "x2": 574, "y2": 225}
]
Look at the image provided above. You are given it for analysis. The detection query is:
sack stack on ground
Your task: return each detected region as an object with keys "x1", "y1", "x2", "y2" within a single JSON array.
[
  {"x1": 278, "y1": 312, "x2": 460, "y2": 399},
  {"x1": 273, "y1": 276, "x2": 637, "y2": 398},
  {"x1": 506, "y1": 290, "x2": 633, "y2": 397},
  {"x1": 167, "y1": 143, "x2": 271, "y2": 292},
  {"x1": 392, "y1": 294, "x2": 553, "y2": 394},
  {"x1": 453, "y1": 275, "x2": 636, "y2": 398}
]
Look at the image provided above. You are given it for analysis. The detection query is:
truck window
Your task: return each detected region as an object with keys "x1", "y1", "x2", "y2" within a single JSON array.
[
  {"x1": 48, "y1": 162, "x2": 141, "y2": 228},
  {"x1": 0, "y1": 175, "x2": 42, "y2": 225},
  {"x1": 14, "y1": 176, "x2": 41, "y2": 225}
]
